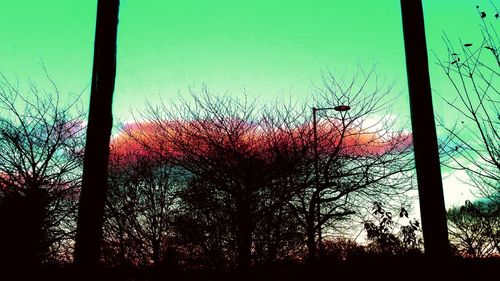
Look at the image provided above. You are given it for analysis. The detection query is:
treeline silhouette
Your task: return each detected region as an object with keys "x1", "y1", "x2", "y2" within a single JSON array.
[{"x1": 0, "y1": 71, "x2": 498, "y2": 280}]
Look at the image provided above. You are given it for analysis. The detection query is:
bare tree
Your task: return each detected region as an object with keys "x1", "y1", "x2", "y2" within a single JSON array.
[
  {"x1": 126, "y1": 90, "x2": 309, "y2": 270},
  {"x1": 122, "y1": 73, "x2": 415, "y2": 267},
  {"x1": 292, "y1": 68, "x2": 415, "y2": 261},
  {"x1": 0, "y1": 75, "x2": 84, "y2": 267},
  {"x1": 447, "y1": 200, "x2": 499, "y2": 257},
  {"x1": 173, "y1": 173, "x2": 239, "y2": 270},
  {"x1": 436, "y1": 4, "x2": 499, "y2": 204},
  {"x1": 102, "y1": 139, "x2": 184, "y2": 268}
]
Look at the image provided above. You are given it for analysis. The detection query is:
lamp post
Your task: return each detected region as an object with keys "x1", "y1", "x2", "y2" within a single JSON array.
[{"x1": 312, "y1": 105, "x2": 350, "y2": 258}]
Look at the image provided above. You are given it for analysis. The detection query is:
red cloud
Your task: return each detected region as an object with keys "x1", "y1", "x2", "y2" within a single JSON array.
[{"x1": 110, "y1": 119, "x2": 412, "y2": 168}]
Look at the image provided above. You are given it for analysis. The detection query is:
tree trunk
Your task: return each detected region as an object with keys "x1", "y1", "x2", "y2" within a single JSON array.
[
  {"x1": 305, "y1": 212, "x2": 316, "y2": 262},
  {"x1": 305, "y1": 190, "x2": 319, "y2": 262},
  {"x1": 0, "y1": 188, "x2": 47, "y2": 277},
  {"x1": 400, "y1": 0, "x2": 450, "y2": 259},
  {"x1": 25, "y1": 188, "x2": 47, "y2": 267},
  {"x1": 236, "y1": 199, "x2": 252, "y2": 271},
  {"x1": 74, "y1": 0, "x2": 120, "y2": 275},
  {"x1": 152, "y1": 237, "x2": 161, "y2": 268}
]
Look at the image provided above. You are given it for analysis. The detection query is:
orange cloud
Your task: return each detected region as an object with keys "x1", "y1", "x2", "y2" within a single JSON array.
[{"x1": 110, "y1": 119, "x2": 412, "y2": 167}]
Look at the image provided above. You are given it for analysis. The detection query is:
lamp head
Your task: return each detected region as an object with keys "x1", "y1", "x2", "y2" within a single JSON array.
[{"x1": 334, "y1": 105, "x2": 350, "y2": 112}]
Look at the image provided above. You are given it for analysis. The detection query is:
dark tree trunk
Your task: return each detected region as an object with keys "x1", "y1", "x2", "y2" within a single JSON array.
[
  {"x1": 152, "y1": 237, "x2": 161, "y2": 268},
  {"x1": 25, "y1": 188, "x2": 48, "y2": 266},
  {"x1": 236, "y1": 199, "x2": 253, "y2": 271},
  {"x1": 400, "y1": 0, "x2": 450, "y2": 259},
  {"x1": 305, "y1": 191, "x2": 319, "y2": 262},
  {"x1": 0, "y1": 188, "x2": 47, "y2": 278},
  {"x1": 3, "y1": 188, "x2": 48, "y2": 267},
  {"x1": 74, "y1": 0, "x2": 120, "y2": 275},
  {"x1": 305, "y1": 212, "x2": 316, "y2": 262}
]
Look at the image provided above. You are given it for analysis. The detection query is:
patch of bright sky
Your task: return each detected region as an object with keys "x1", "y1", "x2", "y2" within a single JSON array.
[
  {"x1": 114, "y1": 0, "x2": 411, "y2": 121},
  {"x1": 0, "y1": 0, "x2": 492, "y2": 206}
]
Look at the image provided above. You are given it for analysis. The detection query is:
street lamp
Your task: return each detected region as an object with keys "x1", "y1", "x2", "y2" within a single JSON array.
[{"x1": 312, "y1": 105, "x2": 350, "y2": 258}]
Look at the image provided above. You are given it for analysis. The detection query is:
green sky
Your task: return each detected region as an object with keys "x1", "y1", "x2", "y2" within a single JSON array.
[
  {"x1": 0, "y1": 0, "x2": 486, "y2": 119},
  {"x1": 0, "y1": 0, "x2": 493, "y2": 205}
]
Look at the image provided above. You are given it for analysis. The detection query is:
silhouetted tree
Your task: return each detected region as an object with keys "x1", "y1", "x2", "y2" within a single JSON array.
[
  {"x1": 0, "y1": 75, "x2": 84, "y2": 267},
  {"x1": 436, "y1": 3, "x2": 499, "y2": 205},
  {"x1": 447, "y1": 200, "x2": 499, "y2": 257},
  {"x1": 102, "y1": 141, "x2": 185, "y2": 268},
  {"x1": 131, "y1": 91, "x2": 306, "y2": 270},
  {"x1": 121, "y1": 74, "x2": 415, "y2": 268},
  {"x1": 173, "y1": 175, "x2": 238, "y2": 270},
  {"x1": 293, "y1": 68, "x2": 415, "y2": 261}
]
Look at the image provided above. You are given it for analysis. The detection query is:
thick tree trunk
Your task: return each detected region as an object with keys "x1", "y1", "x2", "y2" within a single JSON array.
[
  {"x1": 400, "y1": 0, "x2": 450, "y2": 259},
  {"x1": 25, "y1": 188, "x2": 47, "y2": 266},
  {"x1": 0, "y1": 188, "x2": 47, "y2": 278},
  {"x1": 74, "y1": 0, "x2": 120, "y2": 274}
]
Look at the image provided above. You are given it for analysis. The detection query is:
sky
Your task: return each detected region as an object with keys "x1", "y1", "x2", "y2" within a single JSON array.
[{"x1": 0, "y1": 0, "x2": 494, "y2": 208}]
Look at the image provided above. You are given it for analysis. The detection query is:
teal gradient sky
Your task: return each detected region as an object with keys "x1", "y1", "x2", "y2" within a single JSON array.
[
  {"x1": 1, "y1": 1, "x2": 487, "y2": 118},
  {"x1": 0, "y1": 0, "x2": 494, "y2": 206}
]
